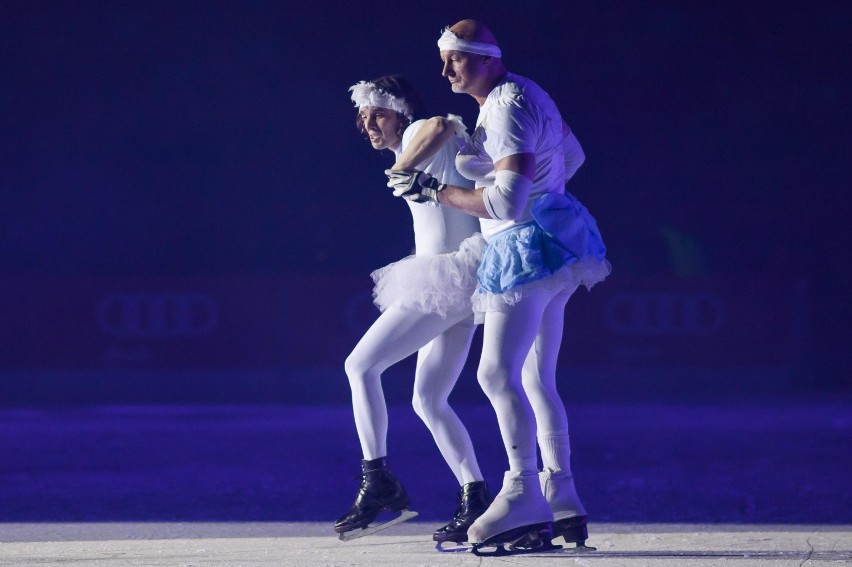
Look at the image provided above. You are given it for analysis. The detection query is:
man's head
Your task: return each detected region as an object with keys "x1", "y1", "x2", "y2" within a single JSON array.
[
  {"x1": 349, "y1": 75, "x2": 425, "y2": 151},
  {"x1": 438, "y1": 20, "x2": 505, "y2": 99}
]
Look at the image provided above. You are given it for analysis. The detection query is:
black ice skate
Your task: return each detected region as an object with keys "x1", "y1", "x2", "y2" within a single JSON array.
[
  {"x1": 434, "y1": 481, "x2": 492, "y2": 552},
  {"x1": 471, "y1": 522, "x2": 562, "y2": 557},
  {"x1": 334, "y1": 457, "x2": 418, "y2": 541}
]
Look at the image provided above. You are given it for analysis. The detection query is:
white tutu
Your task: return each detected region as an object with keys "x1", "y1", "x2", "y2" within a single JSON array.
[
  {"x1": 471, "y1": 256, "x2": 611, "y2": 324},
  {"x1": 371, "y1": 234, "x2": 487, "y2": 318}
]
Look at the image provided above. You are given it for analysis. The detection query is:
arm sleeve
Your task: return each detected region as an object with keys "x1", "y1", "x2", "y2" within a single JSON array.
[
  {"x1": 563, "y1": 130, "x2": 585, "y2": 182},
  {"x1": 482, "y1": 169, "x2": 533, "y2": 220},
  {"x1": 482, "y1": 98, "x2": 537, "y2": 163}
]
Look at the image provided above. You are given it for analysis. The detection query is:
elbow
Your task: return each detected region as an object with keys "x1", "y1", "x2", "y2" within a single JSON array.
[
  {"x1": 484, "y1": 170, "x2": 534, "y2": 220},
  {"x1": 425, "y1": 116, "x2": 450, "y2": 136},
  {"x1": 483, "y1": 187, "x2": 527, "y2": 221}
]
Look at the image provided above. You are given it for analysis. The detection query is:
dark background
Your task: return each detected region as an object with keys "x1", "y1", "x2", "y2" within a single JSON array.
[
  {"x1": 0, "y1": 0, "x2": 851, "y2": 529},
  {"x1": 1, "y1": 1, "x2": 850, "y2": 395}
]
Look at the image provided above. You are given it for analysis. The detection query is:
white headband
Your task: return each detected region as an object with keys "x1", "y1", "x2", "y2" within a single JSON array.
[
  {"x1": 437, "y1": 27, "x2": 502, "y2": 58},
  {"x1": 348, "y1": 81, "x2": 413, "y2": 119}
]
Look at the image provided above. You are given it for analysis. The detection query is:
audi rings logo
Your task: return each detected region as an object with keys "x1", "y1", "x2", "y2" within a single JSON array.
[
  {"x1": 96, "y1": 293, "x2": 219, "y2": 338},
  {"x1": 604, "y1": 291, "x2": 726, "y2": 336}
]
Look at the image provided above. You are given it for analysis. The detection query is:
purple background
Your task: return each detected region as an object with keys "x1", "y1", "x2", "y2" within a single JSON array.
[
  {"x1": 2, "y1": 1, "x2": 849, "y2": 393},
  {"x1": 0, "y1": 0, "x2": 850, "y2": 527}
]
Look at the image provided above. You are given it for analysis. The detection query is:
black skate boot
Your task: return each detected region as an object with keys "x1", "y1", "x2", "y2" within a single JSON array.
[
  {"x1": 334, "y1": 457, "x2": 415, "y2": 539},
  {"x1": 433, "y1": 481, "x2": 492, "y2": 545}
]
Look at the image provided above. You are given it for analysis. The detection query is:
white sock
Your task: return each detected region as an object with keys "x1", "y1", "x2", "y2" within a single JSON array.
[{"x1": 539, "y1": 431, "x2": 572, "y2": 473}]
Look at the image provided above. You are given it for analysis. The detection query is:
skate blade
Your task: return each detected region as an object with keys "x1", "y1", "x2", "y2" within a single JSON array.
[
  {"x1": 435, "y1": 541, "x2": 472, "y2": 553},
  {"x1": 552, "y1": 515, "x2": 596, "y2": 550},
  {"x1": 472, "y1": 541, "x2": 562, "y2": 557},
  {"x1": 338, "y1": 509, "x2": 418, "y2": 541},
  {"x1": 472, "y1": 522, "x2": 562, "y2": 557}
]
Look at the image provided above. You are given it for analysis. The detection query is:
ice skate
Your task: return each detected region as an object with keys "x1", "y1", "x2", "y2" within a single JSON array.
[
  {"x1": 334, "y1": 457, "x2": 417, "y2": 541},
  {"x1": 467, "y1": 471, "x2": 559, "y2": 556},
  {"x1": 433, "y1": 480, "x2": 492, "y2": 552},
  {"x1": 540, "y1": 467, "x2": 595, "y2": 550},
  {"x1": 472, "y1": 522, "x2": 561, "y2": 556}
]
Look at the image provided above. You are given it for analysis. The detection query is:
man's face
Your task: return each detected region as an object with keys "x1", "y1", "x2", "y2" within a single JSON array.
[
  {"x1": 359, "y1": 106, "x2": 401, "y2": 150},
  {"x1": 440, "y1": 50, "x2": 486, "y2": 95}
]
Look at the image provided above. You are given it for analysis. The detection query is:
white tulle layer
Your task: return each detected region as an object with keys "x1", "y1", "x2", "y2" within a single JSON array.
[
  {"x1": 371, "y1": 234, "x2": 487, "y2": 318},
  {"x1": 471, "y1": 256, "x2": 611, "y2": 324}
]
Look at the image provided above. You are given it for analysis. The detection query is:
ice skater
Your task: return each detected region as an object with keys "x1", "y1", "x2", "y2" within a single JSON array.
[
  {"x1": 386, "y1": 21, "x2": 609, "y2": 555},
  {"x1": 335, "y1": 75, "x2": 492, "y2": 544}
]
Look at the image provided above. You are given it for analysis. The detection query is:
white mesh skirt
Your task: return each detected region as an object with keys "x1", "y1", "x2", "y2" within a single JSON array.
[{"x1": 371, "y1": 233, "x2": 486, "y2": 319}]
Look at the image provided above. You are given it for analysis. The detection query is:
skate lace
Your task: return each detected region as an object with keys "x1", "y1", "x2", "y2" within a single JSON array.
[
  {"x1": 353, "y1": 473, "x2": 374, "y2": 500},
  {"x1": 451, "y1": 489, "x2": 465, "y2": 518},
  {"x1": 353, "y1": 474, "x2": 367, "y2": 488}
]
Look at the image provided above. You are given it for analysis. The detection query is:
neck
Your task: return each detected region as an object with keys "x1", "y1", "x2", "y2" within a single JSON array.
[{"x1": 472, "y1": 69, "x2": 508, "y2": 106}]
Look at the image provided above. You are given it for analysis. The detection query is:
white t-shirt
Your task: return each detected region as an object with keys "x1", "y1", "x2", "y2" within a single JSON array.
[
  {"x1": 395, "y1": 119, "x2": 478, "y2": 256},
  {"x1": 456, "y1": 72, "x2": 572, "y2": 241}
]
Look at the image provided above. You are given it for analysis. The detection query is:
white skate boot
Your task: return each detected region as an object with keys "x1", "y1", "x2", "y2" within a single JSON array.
[
  {"x1": 540, "y1": 468, "x2": 593, "y2": 549},
  {"x1": 467, "y1": 471, "x2": 558, "y2": 556}
]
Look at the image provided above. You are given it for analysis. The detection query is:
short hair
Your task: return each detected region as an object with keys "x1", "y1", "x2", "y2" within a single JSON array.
[{"x1": 354, "y1": 75, "x2": 427, "y2": 140}]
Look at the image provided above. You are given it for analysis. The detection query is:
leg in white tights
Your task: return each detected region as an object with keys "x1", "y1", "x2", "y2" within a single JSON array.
[
  {"x1": 468, "y1": 293, "x2": 555, "y2": 542},
  {"x1": 412, "y1": 315, "x2": 483, "y2": 485},
  {"x1": 345, "y1": 305, "x2": 476, "y2": 469},
  {"x1": 521, "y1": 288, "x2": 574, "y2": 436},
  {"x1": 520, "y1": 287, "x2": 587, "y2": 521},
  {"x1": 477, "y1": 293, "x2": 551, "y2": 472}
]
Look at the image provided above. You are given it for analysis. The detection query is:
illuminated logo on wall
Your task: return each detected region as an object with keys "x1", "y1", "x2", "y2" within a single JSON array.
[
  {"x1": 96, "y1": 293, "x2": 219, "y2": 338},
  {"x1": 604, "y1": 291, "x2": 726, "y2": 336}
]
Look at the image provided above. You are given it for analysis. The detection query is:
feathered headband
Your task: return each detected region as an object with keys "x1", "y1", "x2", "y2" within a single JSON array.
[{"x1": 348, "y1": 81, "x2": 413, "y2": 119}]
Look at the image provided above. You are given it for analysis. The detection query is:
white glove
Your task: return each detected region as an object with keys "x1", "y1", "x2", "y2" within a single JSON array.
[{"x1": 385, "y1": 169, "x2": 446, "y2": 204}]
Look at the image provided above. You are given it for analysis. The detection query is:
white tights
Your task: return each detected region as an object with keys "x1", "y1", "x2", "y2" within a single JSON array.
[
  {"x1": 478, "y1": 286, "x2": 577, "y2": 473},
  {"x1": 345, "y1": 305, "x2": 483, "y2": 485}
]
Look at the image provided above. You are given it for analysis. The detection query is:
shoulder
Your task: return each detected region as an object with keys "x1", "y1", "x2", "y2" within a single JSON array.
[
  {"x1": 487, "y1": 74, "x2": 526, "y2": 108},
  {"x1": 493, "y1": 73, "x2": 555, "y2": 106},
  {"x1": 404, "y1": 118, "x2": 428, "y2": 137},
  {"x1": 401, "y1": 119, "x2": 428, "y2": 147}
]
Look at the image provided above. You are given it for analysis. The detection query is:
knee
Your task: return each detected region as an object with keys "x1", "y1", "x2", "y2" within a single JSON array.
[
  {"x1": 477, "y1": 361, "x2": 515, "y2": 399},
  {"x1": 521, "y1": 369, "x2": 546, "y2": 397},
  {"x1": 411, "y1": 389, "x2": 446, "y2": 424},
  {"x1": 411, "y1": 392, "x2": 428, "y2": 422},
  {"x1": 344, "y1": 352, "x2": 378, "y2": 388},
  {"x1": 343, "y1": 353, "x2": 360, "y2": 381}
]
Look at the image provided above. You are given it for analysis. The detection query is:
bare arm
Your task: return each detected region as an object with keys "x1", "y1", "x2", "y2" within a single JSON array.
[
  {"x1": 390, "y1": 117, "x2": 455, "y2": 171},
  {"x1": 438, "y1": 153, "x2": 536, "y2": 218}
]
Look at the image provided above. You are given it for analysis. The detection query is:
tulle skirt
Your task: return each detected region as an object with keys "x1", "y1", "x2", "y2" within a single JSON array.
[
  {"x1": 472, "y1": 255, "x2": 611, "y2": 322},
  {"x1": 472, "y1": 192, "x2": 611, "y2": 322},
  {"x1": 371, "y1": 233, "x2": 487, "y2": 318}
]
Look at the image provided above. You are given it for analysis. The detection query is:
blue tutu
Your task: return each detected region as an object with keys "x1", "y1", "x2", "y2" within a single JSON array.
[
  {"x1": 532, "y1": 191, "x2": 607, "y2": 264},
  {"x1": 476, "y1": 223, "x2": 554, "y2": 294},
  {"x1": 472, "y1": 192, "x2": 610, "y2": 321}
]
